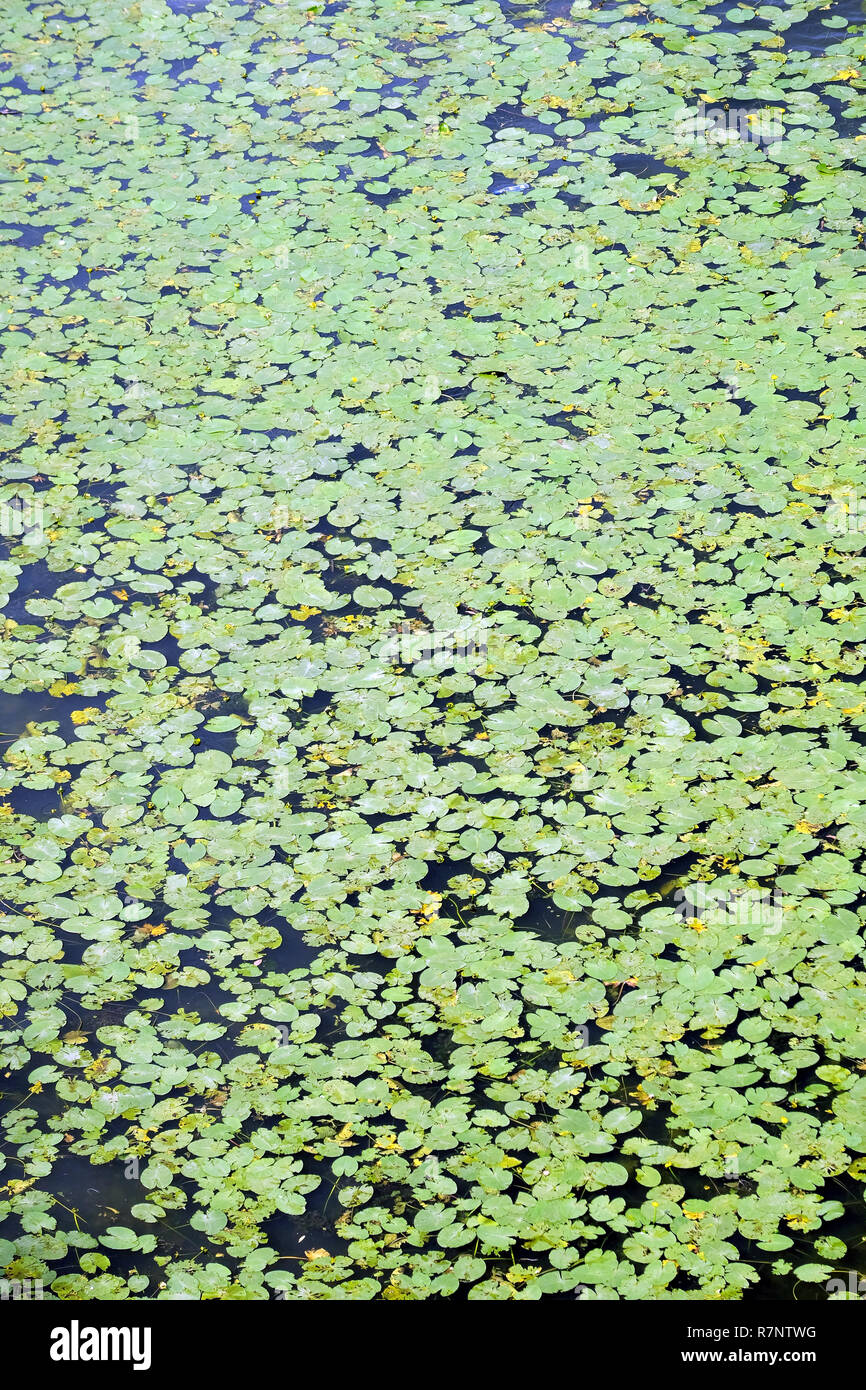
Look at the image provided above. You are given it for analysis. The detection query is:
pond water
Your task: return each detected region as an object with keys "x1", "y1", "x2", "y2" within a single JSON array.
[{"x1": 1, "y1": 0, "x2": 866, "y2": 1301}]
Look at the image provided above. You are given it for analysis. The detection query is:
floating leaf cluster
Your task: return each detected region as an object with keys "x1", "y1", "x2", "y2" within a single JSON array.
[{"x1": 1, "y1": 0, "x2": 866, "y2": 1299}]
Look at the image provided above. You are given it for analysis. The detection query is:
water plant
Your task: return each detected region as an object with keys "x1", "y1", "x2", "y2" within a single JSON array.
[{"x1": 1, "y1": 0, "x2": 865, "y2": 1300}]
